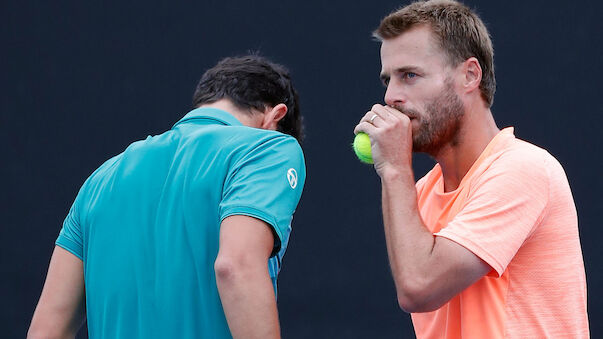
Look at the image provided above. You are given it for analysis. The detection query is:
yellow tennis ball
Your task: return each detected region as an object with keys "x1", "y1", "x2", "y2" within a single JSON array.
[{"x1": 353, "y1": 132, "x2": 373, "y2": 164}]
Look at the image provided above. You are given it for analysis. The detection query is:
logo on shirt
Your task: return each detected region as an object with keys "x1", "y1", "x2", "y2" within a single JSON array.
[{"x1": 287, "y1": 168, "x2": 298, "y2": 189}]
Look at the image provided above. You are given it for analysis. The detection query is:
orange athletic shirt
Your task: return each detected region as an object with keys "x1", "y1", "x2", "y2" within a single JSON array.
[{"x1": 413, "y1": 128, "x2": 589, "y2": 338}]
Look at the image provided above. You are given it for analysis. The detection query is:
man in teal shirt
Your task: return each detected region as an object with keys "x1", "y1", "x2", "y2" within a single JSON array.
[{"x1": 28, "y1": 55, "x2": 306, "y2": 339}]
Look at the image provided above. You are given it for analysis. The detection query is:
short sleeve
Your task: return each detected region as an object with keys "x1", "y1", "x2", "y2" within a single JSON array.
[
  {"x1": 219, "y1": 135, "x2": 306, "y2": 256},
  {"x1": 55, "y1": 154, "x2": 120, "y2": 261},
  {"x1": 435, "y1": 150, "x2": 550, "y2": 276},
  {"x1": 56, "y1": 195, "x2": 85, "y2": 261}
]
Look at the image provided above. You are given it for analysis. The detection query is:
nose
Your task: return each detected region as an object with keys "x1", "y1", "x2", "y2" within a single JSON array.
[{"x1": 384, "y1": 82, "x2": 406, "y2": 107}]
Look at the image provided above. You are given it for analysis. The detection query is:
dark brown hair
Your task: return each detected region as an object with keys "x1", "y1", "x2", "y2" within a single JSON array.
[{"x1": 193, "y1": 54, "x2": 304, "y2": 142}]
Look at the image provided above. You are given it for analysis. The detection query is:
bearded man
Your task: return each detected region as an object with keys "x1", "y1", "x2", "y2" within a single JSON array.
[{"x1": 354, "y1": 1, "x2": 589, "y2": 338}]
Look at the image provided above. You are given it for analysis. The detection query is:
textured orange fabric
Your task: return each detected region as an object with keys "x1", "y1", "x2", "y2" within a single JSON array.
[{"x1": 412, "y1": 128, "x2": 589, "y2": 338}]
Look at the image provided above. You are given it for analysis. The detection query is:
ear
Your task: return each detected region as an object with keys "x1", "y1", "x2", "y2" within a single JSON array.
[
  {"x1": 260, "y1": 103, "x2": 288, "y2": 131},
  {"x1": 462, "y1": 57, "x2": 482, "y2": 94}
]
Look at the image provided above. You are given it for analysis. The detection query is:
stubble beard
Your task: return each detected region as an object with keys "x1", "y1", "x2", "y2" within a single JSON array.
[{"x1": 410, "y1": 80, "x2": 465, "y2": 155}]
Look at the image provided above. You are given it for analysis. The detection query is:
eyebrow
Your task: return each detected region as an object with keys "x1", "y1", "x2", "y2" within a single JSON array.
[{"x1": 380, "y1": 66, "x2": 423, "y2": 82}]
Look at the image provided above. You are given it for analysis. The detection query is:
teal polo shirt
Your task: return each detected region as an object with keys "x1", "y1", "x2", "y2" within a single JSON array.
[{"x1": 56, "y1": 107, "x2": 306, "y2": 339}]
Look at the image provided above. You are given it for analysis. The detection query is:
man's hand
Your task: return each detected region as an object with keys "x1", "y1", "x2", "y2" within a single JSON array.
[{"x1": 354, "y1": 104, "x2": 413, "y2": 177}]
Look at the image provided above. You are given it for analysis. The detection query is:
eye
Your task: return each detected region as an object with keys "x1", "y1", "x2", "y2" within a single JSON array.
[{"x1": 403, "y1": 72, "x2": 417, "y2": 80}]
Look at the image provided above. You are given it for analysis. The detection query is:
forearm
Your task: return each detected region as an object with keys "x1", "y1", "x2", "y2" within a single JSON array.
[
  {"x1": 356, "y1": 104, "x2": 490, "y2": 312},
  {"x1": 215, "y1": 260, "x2": 280, "y2": 339},
  {"x1": 380, "y1": 168, "x2": 436, "y2": 311}
]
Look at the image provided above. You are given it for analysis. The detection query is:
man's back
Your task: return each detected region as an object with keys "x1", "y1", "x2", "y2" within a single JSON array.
[{"x1": 56, "y1": 108, "x2": 305, "y2": 338}]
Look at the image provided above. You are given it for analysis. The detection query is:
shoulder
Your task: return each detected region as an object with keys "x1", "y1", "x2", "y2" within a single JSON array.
[
  {"x1": 218, "y1": 128, "x2": 306, "y2": 189},
  {"x1": 226, "y1": 128, "x2": 305, "y2": 163},
  {"x1": 236, "y1": 127, "x2": 301, "y2": 149},
  {"x1": 487, "y1": 137, "x2": 560, "y2": 180},
  {"x1": 469, "y1": 138, "x2": 559, "y2": 199},
  {"x1": 187, "y1": 124, "x2": 303, "y2": 156},
  {"x1": 80, "y1": 153, "x2": 123, "y2": 190}
]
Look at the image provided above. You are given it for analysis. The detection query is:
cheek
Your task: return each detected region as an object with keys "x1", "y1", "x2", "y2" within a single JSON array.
[{"x1": 408, "y1": 86, "x2": 434, "y2": 109}]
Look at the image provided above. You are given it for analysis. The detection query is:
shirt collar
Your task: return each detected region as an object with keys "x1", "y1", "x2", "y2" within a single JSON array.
[{"x1": 172, "y1": 107, "x2": 243, "y2": 129}]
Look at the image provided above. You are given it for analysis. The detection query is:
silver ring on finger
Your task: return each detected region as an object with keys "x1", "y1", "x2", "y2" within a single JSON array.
[{"x1": 370, "y1": 114, "x2": 378, "y2": 124}]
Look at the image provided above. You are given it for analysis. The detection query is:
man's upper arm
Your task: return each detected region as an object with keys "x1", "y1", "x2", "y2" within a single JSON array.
[
  {"x1": 417, "y1": 236, "x2": 492, "y2": 310},
  {"x1": 214, "y1": 215, "x2": 281, "y2": 338},
  {"x1": 435, "y1": 150, "x2": 549, "y2": 277},
  {"x1": 218, "y1": 215, "x2": 274, "y2": 262},
  {"x1": 28, "y1": 246, "x2": 85, "y2": 339}
]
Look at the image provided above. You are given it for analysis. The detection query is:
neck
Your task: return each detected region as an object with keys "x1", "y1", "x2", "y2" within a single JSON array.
[
  {"x1": 433, "y1": 105, "x2": 499, "y2": 192},
  {"x1": 197, "y1": 99, "x2": 261, "y2": 127}
]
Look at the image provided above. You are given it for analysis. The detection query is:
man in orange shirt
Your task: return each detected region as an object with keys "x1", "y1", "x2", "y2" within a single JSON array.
[{"x1": 354, "y1": 1, "x2": 589, "y2": 337}]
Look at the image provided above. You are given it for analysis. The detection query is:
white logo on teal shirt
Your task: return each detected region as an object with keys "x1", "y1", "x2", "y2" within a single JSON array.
[{"x1": 287, "y1": 168, "x2": 298, "y2": 189}]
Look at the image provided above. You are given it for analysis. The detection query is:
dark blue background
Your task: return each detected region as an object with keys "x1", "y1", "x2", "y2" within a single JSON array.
[{"x1": 2, "y1": 1, "x2": 601, "y2": 337}]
